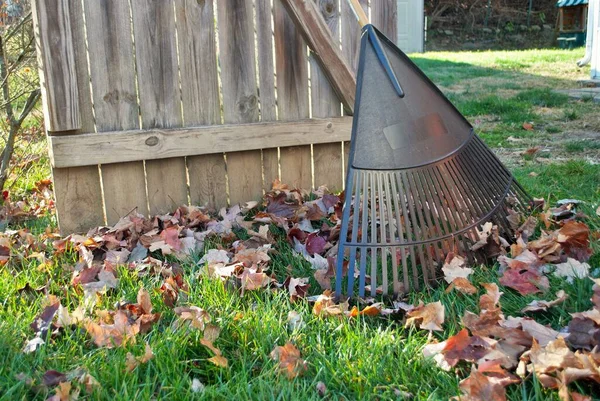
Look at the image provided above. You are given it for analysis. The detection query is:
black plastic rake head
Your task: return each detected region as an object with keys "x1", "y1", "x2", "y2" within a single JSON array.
[{"x1": 335, "y1": 25, "x2": 531, "y2": 299}]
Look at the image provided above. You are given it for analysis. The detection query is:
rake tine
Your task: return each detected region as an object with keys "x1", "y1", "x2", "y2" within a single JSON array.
[
  {"x1": 461, "y1": 144, "x2": 514, "y2": 236},
  {"x1": 370, "y1": 172, "x2": 378, "y2": 297},
  {"x1": 407, "y1": 171, "x2": 437, "y2": 281},
  {"x1": 415, "y1": 169, "x2": 445, "y2": 263},
  {"x1": 359, "y1": 171, "x2": 369, "y2": 297},
  {"x1": 442, "y1": 160, "x2": 483, "y2": 244},
  {"x1": 383, "y1": 172, "x2": 400, "y2": 295},
  {"x1": 447, "y1": 158, "x2": 486, "y2": 221},
  {"x1": 336, "y1": 167, "x2": 356, "y2": 297},
  {"x1": 347, "y1": 169, "x2": 363, "y2": 297},
  {"x1": 420, "y1": 168, "x2": 453, "y2": 267},
  {"x1": 390, "y1": 171, "x2": 409, "y2": 293},
  {"x1": 395, "y1": 172, "x2": 420, "y2": 290},
  {"x1": 439, "y1": 159, "x2": 477, "y2": 227},
  {"x1": 376, "y1": 172, "x2": 388, "y2": 295},
  {"x1": 431, "y1": 164, "x2": 464, "y2": 235},
  {"x1": 402, "y1": 172, "x2": 430, "y2": 286}
]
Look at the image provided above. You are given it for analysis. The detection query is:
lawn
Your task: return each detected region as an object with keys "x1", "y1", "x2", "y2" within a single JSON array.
[{"x1": 1, "y1": 48, "x2": 599, "y2": 401}]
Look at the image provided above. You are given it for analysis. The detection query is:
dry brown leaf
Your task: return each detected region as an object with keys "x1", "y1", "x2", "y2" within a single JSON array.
[
  {"x1": 284, "y1": 276, "x2": 310, "y2": 300},
  {"x1": 348, "y1": 303, "x2": 383, "y2": 317},
  {"x1": 173, "y1": 306, "x2": 211, "y2": 331},
  {"x1": 522, "y1": 122, "x2": 534, "y2": 131},
  {"x1": 459, "y1": 365, "x2": 507, "y2": 401},
  {"x1": 570, "y1": 392, "x2": 592, "y2": 401},
  {"x1": 270, "y1": 342, "x2": 307, "y2": 379},
  {"x1": 208, "y1": 355, "x2": 229, "y2": 368},
  {"x1": 528, "y1": 337, "x2": 578, "y2": 376},
  {"x1": 137, "y1": 288, "x2": 152, "y2": 315},
  {"x1": 522, "y1": 290, "x2": 568, "y2": 313},
  {"x1": 480, "y1": 283, "x2": 503, "y2": 311},
  {"x1": 442, "y1": 253, "x2": 473, "y2": 283},
  {"x1": 446, "y1": 277, "x2": 478, "y2": 295},
  {"x1": 313, "y1": 269, "x2": 330, "y2": 291},
  {"x1": 84, "y1": 310, "x2": 140, "y2": 348},
  {"x1": 125, "y1": 343, "x2": 154, "y2": 372},
  {"x1": 312, "y1": 290, "x2": 349, "y2": 317},
  {"x1": 524, "y1": 146, "x2": 540, "y2": 156},
  {"x1": 505, "y1": 317, "x2": 560, "y2": 346},
  {"x1": 557, "y1": 221, "x2": 592, "y2": 262},
  {"x1": 554, "y1": 258, "x2": 590, "y2": 281},
  {"x1": 441, "y1": 329, "x2": 493, "y2": 367},
  {"x1": 200, "y1": 338, "x2": 228, "y2": 368},
  {"x1": 47, "y1": 381, "x2": 79, "y2": 401},
  {"x1": 499, "y1": 265, "x2": 549, "y2": 296},
  {"x1": 240, "y1": 271, "x2": 273, "y2": 292},
  {"x1": 203, "y1": 324, "x2": 221, "y2": 342},
  {"x1": 405, "y1": 301, "x2": 445, "y2": 332}
]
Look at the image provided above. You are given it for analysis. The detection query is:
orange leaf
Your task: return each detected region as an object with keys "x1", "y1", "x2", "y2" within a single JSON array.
[{"x1": 270, "y1": 342, "x2": 307, "y2": 379}]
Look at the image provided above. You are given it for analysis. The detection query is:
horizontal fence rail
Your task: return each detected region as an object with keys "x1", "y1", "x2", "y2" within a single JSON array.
[{"x1": 32, "y1": 0, "x2": 399, "y2": 234}]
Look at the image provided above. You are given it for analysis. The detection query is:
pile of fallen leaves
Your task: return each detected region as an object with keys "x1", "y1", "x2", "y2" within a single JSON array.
[
  {"x1": 416, "y1": 200, "x2": 598, "y2": 401},
  {"x1": 8, "y1": 180, "x2": 600, "y2": 399},
  {"x1": 0, "y1": 179, "x2": 55, "y2": 225}
]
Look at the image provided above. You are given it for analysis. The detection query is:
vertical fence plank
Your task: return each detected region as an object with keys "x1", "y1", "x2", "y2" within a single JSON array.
[
  {"x1": 274, "y1": 0, "x2": 311, "y2": 190},
  {"x1": 131, "y1": 0, "x2": 187, "y2": 215},
  {"x1": 340, "y1": 0, "x2": 366, "y2": 184},
  {"x1": 216, "y1": 0, "x2": 262, "y2": 205},
  {"x1": 84, "y1": 0, "x2": 148, "y2": 224},
  {"x1": 256, "y1": 0, "x2": 279, "y2": 192},
  {"x1": 175, "y1": 0, "x2": 226, "y2": 210},
  {"x1": 340, "y1": 0, "x2": 367, "y2": 74},
  {"x1": 371, "y1": 0, "x2": 397, "y2": 41},
  {"x1": 256, "y1": 0, "x2": 277, "y2": 122},
  {"x1": 311, "y1": 0, "x2": 343, "y2": 191},
  {"x1": 31, "y1": 0, "x2": 80, "y2": 132},
  {"x1": 32, "y1": 0, "x2": 105, "y2": 233}
]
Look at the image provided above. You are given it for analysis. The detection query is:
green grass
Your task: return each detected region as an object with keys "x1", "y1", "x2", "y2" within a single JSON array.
[
  {"x1": 564, "y1": 140, "x2": 600, "y2": 153},
  {"x1": 1, "y1": 48, "x2": 599, "y2": 400}
]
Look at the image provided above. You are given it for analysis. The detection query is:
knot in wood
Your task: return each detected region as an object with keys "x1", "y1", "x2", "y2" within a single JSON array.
[
  {"x1": 237, "y1": 94, "x2": 258, "y2": 117},
  {"x1": 145, "y1": 136, "x2": 159, "y2": 147}
]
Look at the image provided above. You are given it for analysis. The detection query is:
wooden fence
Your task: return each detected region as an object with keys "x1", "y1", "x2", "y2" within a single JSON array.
[{"x1": 32, "y1": 0, "x2": 399, "y2": 234}]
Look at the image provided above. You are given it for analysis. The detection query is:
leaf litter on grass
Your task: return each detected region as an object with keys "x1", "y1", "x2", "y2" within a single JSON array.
[{"x1": 4, "y1": 179, "x2": 600, "y2": 400}]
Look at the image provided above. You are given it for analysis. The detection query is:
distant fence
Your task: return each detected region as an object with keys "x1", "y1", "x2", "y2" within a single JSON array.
[{"x1": 32, "y1": 0, "x2": 398, "y2": 233}]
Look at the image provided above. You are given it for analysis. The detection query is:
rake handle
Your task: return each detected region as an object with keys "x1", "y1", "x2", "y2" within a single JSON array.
[{"x1": 346, "y1": 0, "x2": 369, "y2": 28}]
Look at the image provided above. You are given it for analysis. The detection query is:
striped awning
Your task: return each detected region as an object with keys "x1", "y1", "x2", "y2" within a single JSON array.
[{"x1": 557, "y1": 0, "x2": 588, "y2": 7}]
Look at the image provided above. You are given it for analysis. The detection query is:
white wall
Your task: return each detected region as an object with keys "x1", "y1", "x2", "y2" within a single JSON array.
[{"x1": 396, "y1": 0, "x2": 424, "y2": 53}]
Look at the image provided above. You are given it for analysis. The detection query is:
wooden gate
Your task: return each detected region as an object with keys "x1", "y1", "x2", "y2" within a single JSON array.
[{"x1": 32, "y1": 0, "x2": 398, "y2": 233}]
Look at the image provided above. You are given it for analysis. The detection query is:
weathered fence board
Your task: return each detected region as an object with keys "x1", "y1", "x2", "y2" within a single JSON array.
[
  {"x1": 311, "y1": 0, "x2": 344, "y2": 191},
  {"x1": 37, "y1": 0, "x2": 105, "y2": 233},
  {"x1": 274, "y1": 0, "x2": 312, "y2": 190},
  {"x1": 31, "y1": 0, "x2": 80, "y2": 132},
  {"x1": 131, "y1": 1, "x2": 187, "y2": 215},
  {"x1": 371, "y1": 0, "x2": 398, "y2": 41},
  {"x1": 216, "y1": 0, "x2": 263, "y2": 205},
  {"x1": 341, "y1": 0, "x2": 367, "y2": 74},
  {"x1": 33, "y1": 0, "x2": 399, "y2": 233},
  {"x1": 174, "y1": 0, "x2": 225, "y2": 210},
  {"x1": 84, "y1": 0, "x2": 148, "y2": 223},
  {"x1": 49, "y1": 118, "x2": 353, "y2": 168},
  {"x1": 256, "y1": 0, "x2": 279, "y2": 192}
]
